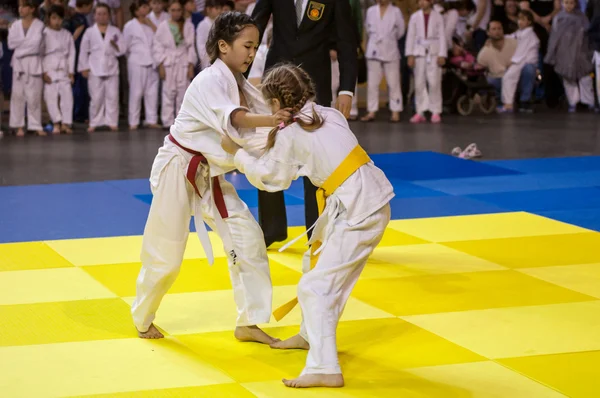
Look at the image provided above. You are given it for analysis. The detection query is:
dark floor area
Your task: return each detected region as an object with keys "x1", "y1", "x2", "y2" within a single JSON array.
[{"x1": 1, "y1": 111, "x2": 600, "y2": 186}]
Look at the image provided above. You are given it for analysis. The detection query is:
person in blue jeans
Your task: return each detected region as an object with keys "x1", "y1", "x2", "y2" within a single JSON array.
[{"x1": 477, "y1": 20, "x2": 537, "y2": 112}]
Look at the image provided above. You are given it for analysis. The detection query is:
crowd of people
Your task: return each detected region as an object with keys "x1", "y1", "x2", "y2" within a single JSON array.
[{"x1": 0, "y1": 0, "x2": 599, "y2": 136}]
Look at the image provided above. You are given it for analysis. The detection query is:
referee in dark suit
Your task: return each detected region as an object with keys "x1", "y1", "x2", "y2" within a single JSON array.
[{"x1": 251, "y1": 0, "x2": 358, "y2": 247}]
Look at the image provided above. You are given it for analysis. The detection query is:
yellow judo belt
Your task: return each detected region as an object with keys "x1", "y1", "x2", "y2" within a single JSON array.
[{"x1": 272, "y1": 145, "x2": 371, "y2": 321}]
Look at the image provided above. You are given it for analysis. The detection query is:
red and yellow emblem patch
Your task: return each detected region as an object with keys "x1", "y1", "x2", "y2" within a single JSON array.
[{"x1": 306, "y1": 1, "x2": 325, "y2": 21}]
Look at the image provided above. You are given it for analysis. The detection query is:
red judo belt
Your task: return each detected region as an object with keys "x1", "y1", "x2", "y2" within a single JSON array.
[{"x1": 168, "y1": 134, "x2": 228, "y2": 219}]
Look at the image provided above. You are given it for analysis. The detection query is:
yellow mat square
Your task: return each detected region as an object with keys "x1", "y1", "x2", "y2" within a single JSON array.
[
  {"x1": 403, "y1": 361, "x2": 566, "y2": 398},
  {"x1": 45, "y1": 233, "x2": 226, "y2": 267},
  {"x1": 85, "y1": 258, "x2": 301, "y2": 297},
  {"x1": 0, "y1": 241, "x2": 73, "y2": 271},
  {"x1": 0, "y1": 268, "x2": 116, "y2": 305},
  {"x1": 389, "y1": 212, "x2": 588, "y2": 242},
  {"x1": 122, "y1": 286, "x2": 393, "y2": 335},
  {"x1": 444, "y1": 233, "x2": 600, "y2": 268},
  {"x1": 71, "y1": 383, "x2": 256, "y2": 398},
  {"x1": 242, "y1": 361, "x2": 564, "y2": 397},
  {"x1": 402, "y1": 301, "x2": 600, "y2": 359},
  {"x1": 351, "y1": 270, "x2": 594, "y2": 316},
  {"x1": 178, "y1": 318, "x2": 483, "y2": 384},
  {"x1": 0, "y1": 298, "x2": 136, "y2": 346},
  {"x1": 0, "y1": 338, "x2": 234, "y2": 397},
  {"x1": 361, "y1": 244, "x2": 506, "y2": 280},
  {"x1": 519, "y1": 263, "x2": 600, "y2": 299},
  {"x1": 498, "y1": 351, "x2": 600, "y2": 398},
  {"x1": 376, "y1": 228, "x2": 430, "y2": 247}
]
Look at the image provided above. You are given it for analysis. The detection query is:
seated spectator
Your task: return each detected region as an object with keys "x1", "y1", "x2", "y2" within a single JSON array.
[
  {"x1": 494, "y1": 0, "x2": 520, "y2": 34},
  {"x1": 477, "y1": 20, "x2": 537, "y2": 111},
  {"x1": 450, "y1": 37, "x2": 485, "y2": 77}
]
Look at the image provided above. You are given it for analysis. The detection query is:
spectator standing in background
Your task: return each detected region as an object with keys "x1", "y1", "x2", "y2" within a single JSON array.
[
  {"x1": 545, "y1": 0, "x2": 595, "y2": 112},
  {"x1": 66, "y1": 0, "x2": 93, "y2": 124}
]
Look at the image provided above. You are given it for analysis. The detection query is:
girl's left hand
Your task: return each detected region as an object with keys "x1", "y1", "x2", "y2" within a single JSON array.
[
  {"x1": 221, "y1": 135, "x2": 241, "y2": 155},
  {"x1": 437, "y1": 57, "x2": 446, "y2": 66}
]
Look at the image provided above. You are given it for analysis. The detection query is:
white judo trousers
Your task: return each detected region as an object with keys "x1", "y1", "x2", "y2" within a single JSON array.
[
  {"x1": 562, "y1": 75, "x2": 595, "y2": 107},
  {"x1": 128, "y1": 62, "x2": 159, "y2": 126},
  {"x1": 413, "y1": 57, "x2": 442, "y2": 115},
  {"x1": 501, "y1": 61, "x2": 532, "y2": 106},
  {"x1": 131, "y1": 141, "x2": 272, "y2": 332},
  {"x1": 366, "y1": 59, "x2": 403, "y2": 113},
  {"x1": 88, "y1": 74, "x2": 120, "y2": 128},
  {"x1": 161, "y1": 64, "x2": 188, "y2": 127},
  {"x1": 10, "y1": 73, "x2": 43, "y2": 130},
  {"x1": 297, "y1": 202, "x2": 390, "y2": 375},
  {"x1": 45, "y1": 79, "x2": 73, "y2": 125},
  {"x1": 331, "y1": 59, "x2": 358, "y2": 117}
]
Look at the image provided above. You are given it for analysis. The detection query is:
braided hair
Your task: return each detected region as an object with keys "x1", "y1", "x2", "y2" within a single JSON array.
[{"x1": 261, "y1": 63, "x2": 324, "y2": 150}]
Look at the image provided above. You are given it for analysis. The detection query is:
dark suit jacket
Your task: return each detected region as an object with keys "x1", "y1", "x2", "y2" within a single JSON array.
[{"x1": 251, "y1": 0, "x2": 357, "y2": 106}]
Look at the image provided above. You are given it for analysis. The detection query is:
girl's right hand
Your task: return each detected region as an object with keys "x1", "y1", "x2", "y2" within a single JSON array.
[
  {"x1": 81, "y1": 70, "x2": 90, "y2": 79},
  {"x1": 407, "y1": 56, "x2": 415, "y2": 69},
  {"x1": 43, "y1": 73, "x2": 52, "y2": 84},
  {"x1": 271, "y1": 108, "x2": 292, "y2": 127},
  {"x1": 159, "y1": 64, "x2": 166, "y2": 80}
]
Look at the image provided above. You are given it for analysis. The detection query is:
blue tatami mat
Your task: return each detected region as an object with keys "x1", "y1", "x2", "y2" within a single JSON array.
[
  {"x1": 370, "y1": 151, "x2": 521, "y2": 180},
  {"x1": 468, "y1": 187, "x2": 600, "y2": 212},
  {"x1": 484, "y1": 156, "x2": 600, "y2": 174},
  {"x1": 3, "y1": 152, "x2": 600, "y2": 243}
]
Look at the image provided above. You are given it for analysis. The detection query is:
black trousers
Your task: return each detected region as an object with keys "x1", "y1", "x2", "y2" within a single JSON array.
[{"x1": 258, "y1": 177, "x2": 319, "y2": 242}]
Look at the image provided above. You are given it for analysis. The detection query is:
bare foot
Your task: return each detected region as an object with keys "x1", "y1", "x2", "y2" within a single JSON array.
[
  {"x1": 109, "y1": 126, "x2": 118, "y2": 132},
  {"x1": 36, "y1": 130, "x2": 47, "y2": 136},
  {"x1": 52, "y1": 124, "x2": 60, "y2": 134},
  {"x1": 87, "y1": 126, "x2": 95, "y2": 133},
  {"x1": 137, "y1": 324, "x2": 164, "y2": 339},
  {"x1": 129, "y1": 125, "x2": 138, "y2": 131},
  {"x1": 62, "y1": 125, "x2": 73, "y2": 135},
  {"x1": 16, "y1": 128, "x2": 25, "y2": 137},
  {"x1": 147, "y1": 123, "x2": 161, "y2": 129},
  {"x1": 234, "y1": 325, "x2": 279, "y2": 345},
  {"x1": 283, "y1": 373, "x2": 344, "y2": 388},
  {"x1": 270, "y1": 334, "x2": 309, "y2": 350}
]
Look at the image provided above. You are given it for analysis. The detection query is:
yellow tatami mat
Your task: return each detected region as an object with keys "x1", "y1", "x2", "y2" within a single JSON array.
[{"x1": 1, "y1": 211, "x2": 600, "y2": 397}]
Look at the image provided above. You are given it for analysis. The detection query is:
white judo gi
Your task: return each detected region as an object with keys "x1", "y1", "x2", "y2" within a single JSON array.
[
  {"x1": 78, "y1": 24, "x2": 126, "y2": 128},
  {"x1": 149, "y1": 10, "x2": 169, "y2": 28},
  {"x1": 433, "y1": 4, "x2": 459, "y2": 48},
  {"x1": 405, "y1": 9, "x2": 447, "y2": 115},
  {"x1": 234, "y1": 102, "x2": 394, "y2": 376},
  {"x1": 195, "y1": 17, "x2": 213, "y2": 71},
  {"x1": 124, "y1": 18, "x2": 159, "y2": 127},
  {"x1": 42, "y1": 27, "x2": 76, "y2": 126},
  {"x1": 365, "y1": 4, "x2": 405, "y2": 114},
  {"x1": 131, "y1": 58, "x2": 273, "y2": 333},
  {"x1": 501, "y1": 26, "x2": 539, "y2": 106},
  {"x1": 153, "y1": 20, "x2": 197, "y2": 127},
  {"x1": 8, "y1": 18, "x2": 44, "y2": 131}
]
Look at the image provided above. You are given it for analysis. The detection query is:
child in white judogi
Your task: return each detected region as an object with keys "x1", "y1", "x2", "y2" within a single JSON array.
[
  {"x1": 131, "y1": 12, "x2": 289, "y2": 344},
  {"x1": 149, "y1": 0, "x2": 169, "y2": 26},
  {"x1": 78, "y1": 3, "x2": 126, "y2": 132},
  {"x1": 153, "y1": 0, "x2": 197, "y2": 128},
  {"x1": 499, "y1": 10, "x2": 539, "y2": 112},
  {"x1": 406, "y1": 0, "x2": 447, "y2": 123},
  {"x1": 8, "y1": 0, "x2": 45, "y2": 137},
  {"x1": 221, "y1": 63, "x2": 394, "y2": 389},
  {"x1": 361, "y1": 0, "x2": 405, "y2": 122},
  {"x1": 42, "y1": 5, "x2": 75, "y2": 135},
  {"x1": 196, "y1": 0, "x2": 223, "y2": 70},
  {"x1": 124, "y1": 0, "x2": 160, "y2": 130}
]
